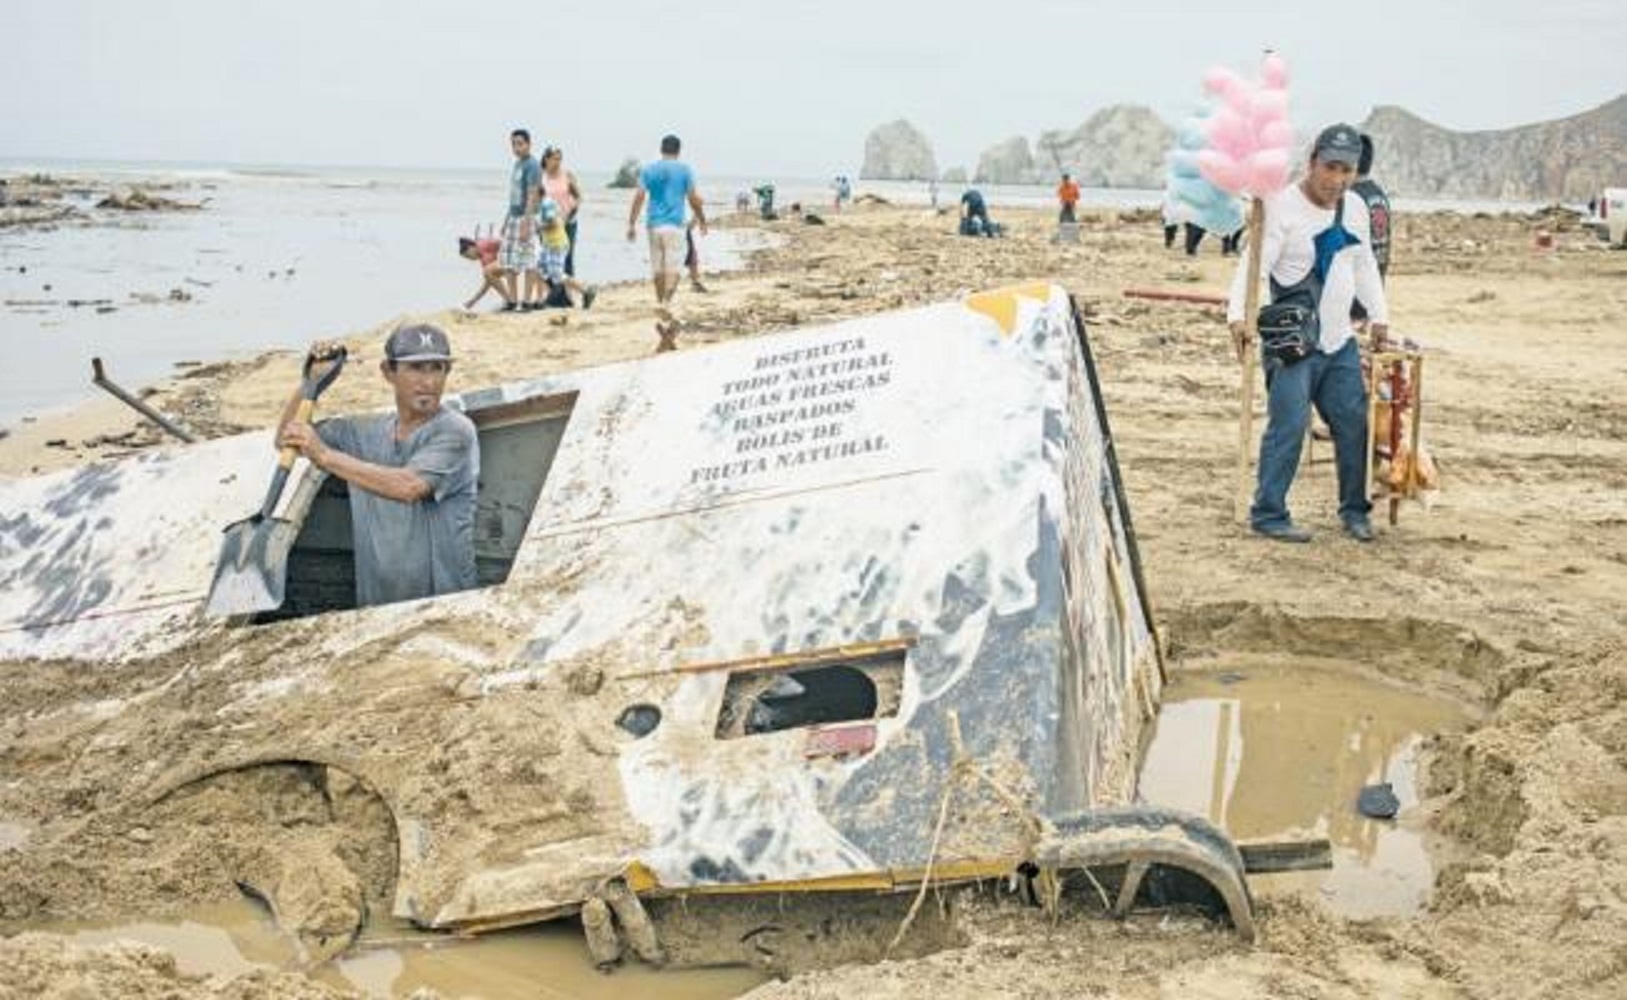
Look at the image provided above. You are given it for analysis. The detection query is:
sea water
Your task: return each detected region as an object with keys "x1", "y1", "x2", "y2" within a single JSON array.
[
  {"x1": 0, "y1": 161, "x2": 769, "y2": 428},
  {"x1": 0, "y1": 158, "x2": 1549, "y2": 429}
]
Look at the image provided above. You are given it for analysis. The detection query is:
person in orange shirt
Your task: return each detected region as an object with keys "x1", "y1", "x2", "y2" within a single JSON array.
[{"x1": 1057, "y1": 172, "x2": 1081, "y2": 224}]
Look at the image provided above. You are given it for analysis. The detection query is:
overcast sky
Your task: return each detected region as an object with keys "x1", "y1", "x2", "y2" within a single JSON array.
[{"x1": 5, "y1": 0, "x2": 1622, "y2": 178}]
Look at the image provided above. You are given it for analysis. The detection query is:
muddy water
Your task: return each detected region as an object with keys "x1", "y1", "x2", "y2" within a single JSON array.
[
  {"x1": 1137, "y1": 662, "x2": 1475, "y2": 918},
  {"x1": 54, "y1": 898, "x2": 764, "y2": 999}
]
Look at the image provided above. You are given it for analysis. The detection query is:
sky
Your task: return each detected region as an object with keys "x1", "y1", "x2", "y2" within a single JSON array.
[{"x1": 5, "y1": 0, "x2": 1623, "y2": 179}]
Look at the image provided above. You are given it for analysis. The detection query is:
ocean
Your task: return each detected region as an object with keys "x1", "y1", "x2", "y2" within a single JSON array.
[
  {"x1": 0, "y1": 158, "x2": 1550, "y2": 429},
  {"x1": 0, "y1": 160, "x2": 774, "y2": 428}
]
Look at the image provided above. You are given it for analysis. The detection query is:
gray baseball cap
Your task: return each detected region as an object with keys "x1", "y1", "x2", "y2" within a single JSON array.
[
  {"x1": 1313, "y1": 124, "x2": 1364, "y2": 166},
  {"x1": 385, "y1": 323, "x2": 453, "y2": 363}
]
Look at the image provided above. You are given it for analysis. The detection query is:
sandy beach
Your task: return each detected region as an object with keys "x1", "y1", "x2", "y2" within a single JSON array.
[{"x1": 2, "y1": 200, "x2": 1625, "y2": 998}]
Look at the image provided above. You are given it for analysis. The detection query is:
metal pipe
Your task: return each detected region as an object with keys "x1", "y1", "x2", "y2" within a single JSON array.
[{"x1": 90, "y1": 357, "x2": 196, "y2": 443}]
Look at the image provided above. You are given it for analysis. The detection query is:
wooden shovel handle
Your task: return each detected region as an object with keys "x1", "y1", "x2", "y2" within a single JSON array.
[{"x1": 276, "y1": 398, "x2": 315, "y2": 470}]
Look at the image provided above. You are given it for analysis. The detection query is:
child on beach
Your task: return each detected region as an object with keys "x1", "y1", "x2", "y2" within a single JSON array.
[
  {"x1": 535, "y1": 198, "x2": 597, "y2": 310},
  {"x1": 458, "y1": 235, "x2": 515, "y2": 311}
]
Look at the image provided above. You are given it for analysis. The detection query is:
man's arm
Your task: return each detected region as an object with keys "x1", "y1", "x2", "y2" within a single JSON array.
[
  {"x1": 687, "y1": 188, "x2": 708, "y2": 235},
  {"x1": 520, "y1": 162, "x2": 539, "y2": 239},
  {"x1": 277, "y1": 422, "x2": 434, "y2": 503},
  {"x1": 626, "y1": 188, "x2": 646, "y2": 240},
  {"x1": 567, "y1": 170, "x2": 583, "y2": 213}
]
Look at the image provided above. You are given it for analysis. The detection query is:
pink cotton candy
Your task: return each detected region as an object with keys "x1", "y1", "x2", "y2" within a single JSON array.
[
  {"x1": 1243, "y1": 149, "x2": 1291, "y2": 196},
  {"x1": 1186, "y1": 53, "x2": 1295, "y2": 197},
  {"x1": 1202, "y1": 65, "x2": 1242, "y2": 99},
  {"x1": 1249, "y1": 89, "x2": 1289, "y2": 122},
  {"x1": 1198, "y1": 149, "x2": 1247, "y2": 193},
  {"x1": 1205, "y1": 109, "x2": 1252, "y2": 160},
  {"x1": 1259, "y1": 120, "x2": 1296, "y2": 152},
  {"x1": 1261, "y1": 52, "x2": 1290, "y2": 89}
]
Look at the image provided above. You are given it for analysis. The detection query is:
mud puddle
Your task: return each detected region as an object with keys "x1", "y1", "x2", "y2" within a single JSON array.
[
  {"x1": 1137, "y1": 661, "x2": 1475, "y2": 918},
  {"x1": 47, "y1": 897, "x2": 765, "y2": 999}
]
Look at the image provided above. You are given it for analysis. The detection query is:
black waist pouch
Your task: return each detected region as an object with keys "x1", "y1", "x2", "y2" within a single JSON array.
[{"x1": 1258, "y1": 282, "x2": 1320, "y2": 365}]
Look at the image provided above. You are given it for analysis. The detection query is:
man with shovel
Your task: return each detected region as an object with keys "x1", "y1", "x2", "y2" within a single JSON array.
[{"x1": 276, "y1": 324, "x2": 479, "y2": 607}]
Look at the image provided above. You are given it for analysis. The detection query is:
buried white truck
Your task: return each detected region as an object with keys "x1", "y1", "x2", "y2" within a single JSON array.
[{"x1": 0, "y1": 284, "x2": 1266, "y2": 972}]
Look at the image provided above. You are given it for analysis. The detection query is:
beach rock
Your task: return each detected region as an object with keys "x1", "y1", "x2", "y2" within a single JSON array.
[
  {"x1": 1032, "y1": 104, "x2": 1174, "y2": 188},
  {"x1": 1363, "y1": 94, "x2": 1627, "y2": 200},
  {"x1": 95, "y1": 188, "x2": 199, "y2": 212},
  {"x1": 975, "y1": 136, "x2": 1036, "y2": 185},
  {"x1": 607, "y1": 158, "x2": 640, "y2": 189},
  {"x1": 860, "y1": 120, "x2": 938, "y2": 182}
]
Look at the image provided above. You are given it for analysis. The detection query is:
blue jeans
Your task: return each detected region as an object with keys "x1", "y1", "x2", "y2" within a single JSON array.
[{"x1": 1251, "y1": 337, "x2": 1372, "y2": 529}]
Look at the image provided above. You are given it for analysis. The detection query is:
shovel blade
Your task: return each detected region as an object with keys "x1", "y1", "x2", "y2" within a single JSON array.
[{"x1": 204, "y1": 515, "x2": 302, "y2": 618}]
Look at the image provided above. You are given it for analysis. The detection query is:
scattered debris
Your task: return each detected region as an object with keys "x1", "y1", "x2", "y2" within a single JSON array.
[
  {"x1": 95, "y1": 188, "x2": 202, "y2": 212},
  {"x1": 1357, "y1": 782, "x2": 1400, "y2": 819}
]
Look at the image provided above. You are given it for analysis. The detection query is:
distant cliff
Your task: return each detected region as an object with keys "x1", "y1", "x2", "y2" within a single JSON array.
[
  {"x1": 861, "y1": 95, "x2": 1627, "y2": 198},
  {"x1": 973, "y1": 106, "x2": 1172, "y2": 186},
  {"x1": 1361, "y1": 96, "x2": 1627, "y2": 201},
  {"x1": 860, "y1": 121, "x2": 938, "y2": 182},
  {"x1": 975, "y1": 137, "x2": 1035, "y2": 185}
]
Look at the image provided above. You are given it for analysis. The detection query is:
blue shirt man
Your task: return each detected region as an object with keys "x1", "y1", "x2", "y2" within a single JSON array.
[
  {"x1": 626, "y1": 134, "x2": 709, "y2": 352},
  {"x1": 638, "y1": 159, "x2": 695, "y2": 229}
]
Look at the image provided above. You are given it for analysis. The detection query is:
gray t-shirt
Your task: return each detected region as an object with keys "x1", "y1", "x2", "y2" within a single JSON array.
[{"x1": 317, "y1": 407, "x2": 479, "y2": 607}]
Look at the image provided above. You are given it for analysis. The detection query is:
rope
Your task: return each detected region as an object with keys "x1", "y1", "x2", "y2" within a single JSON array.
[{"x1": 884, "y1": 711, "x2": 1051, "y2": 957}]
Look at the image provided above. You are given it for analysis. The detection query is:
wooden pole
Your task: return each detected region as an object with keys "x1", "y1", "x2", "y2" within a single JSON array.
[
  {"x1": 1234, "y1": 198, "x2": 1266, "y2": 523},
  {"x1": 1364, "y1": 359, "x2": 1380, "y2": 507}
]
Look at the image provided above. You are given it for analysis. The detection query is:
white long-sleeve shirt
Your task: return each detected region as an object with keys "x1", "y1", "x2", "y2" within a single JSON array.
[{"x1": 1227, "y1": 184, "x2": 1389, "y2": 353}]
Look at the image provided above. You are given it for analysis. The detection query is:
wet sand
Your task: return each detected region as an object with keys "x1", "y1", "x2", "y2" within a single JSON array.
[{"x1": 3, "y1": 202, "x2": 1626, "y2": 998}]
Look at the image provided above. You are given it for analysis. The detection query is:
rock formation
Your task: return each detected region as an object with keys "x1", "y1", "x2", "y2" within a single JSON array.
[
  {"x1": 859, "y1": 94, "x2": 1627, "y2": 199},
  {"x1": 860, "y1": 121, "x2": 938, "y2": 181},
  {"x1": 1034, "y1": 106, "x2": 1173, "y2": 188},
  {"x1": 974, "y1": 138, "x2": 1035, "y2": 185},
  {"x1": 1360, "y1": 95, "x2": 1627, "y2": 201},
  {"x1": 941, "y1": 167, "x2": 968, "y2": 184},
  {"x1": 607, "y1": 158, "x2": 640, "y2": 189},
  {"x1": 971, "y1": 105, "x2": 1173, "y2": 187}
]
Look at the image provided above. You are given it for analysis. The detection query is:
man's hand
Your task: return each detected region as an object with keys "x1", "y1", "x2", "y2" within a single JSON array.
[
  {"x1": 1369, "y1": 322, "x2": 1392, "y2": 353},
  {"x1": 277, "y1": 421, "x2": 327, "y2": 467},
  {"x1": 304, "y1": 340, "x2": 345, "y2": 383},
  {"x1": 697, "y1": 219, "x2": 709, "y2": 237},
  {"x1": 625, "y1": 224, "x2": 636, "y2": 243},
  {"x1": 1228, "y1": 321, "x2": 1253, "y2": 364}
]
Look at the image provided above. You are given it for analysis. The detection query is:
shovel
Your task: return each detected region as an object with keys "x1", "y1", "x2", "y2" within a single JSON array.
[{"x1": 204, "y1": 348, "x2": 347, "y2": 618}]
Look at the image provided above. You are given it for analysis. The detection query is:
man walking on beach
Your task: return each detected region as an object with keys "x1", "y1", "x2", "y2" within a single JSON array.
[
  {"x1": 501, "y1": 129, "x2": 542, "y2": 310},
  {"x1": 277, "y1": 325, "x2": 479, "y2": 608},
  {"x1": 626, "y1": 134, "x2": 708, "y2": 352},
  {"x1": 1226, "y1": 124, "x2": 1389, "y2": 544}
]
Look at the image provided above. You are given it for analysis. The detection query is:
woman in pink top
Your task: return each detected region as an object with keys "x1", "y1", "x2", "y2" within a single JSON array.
[{"x1": 541, "y1": 146, "x2": 583, "y2": 276}]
